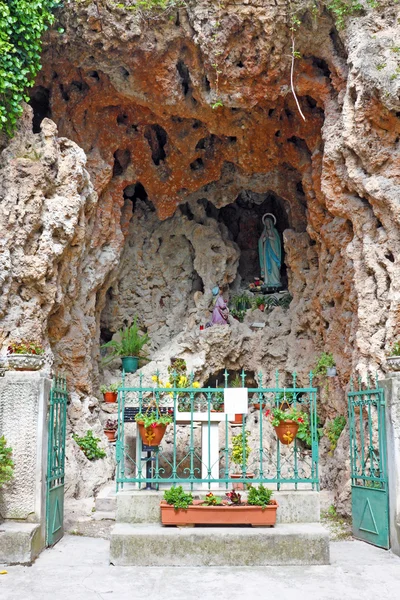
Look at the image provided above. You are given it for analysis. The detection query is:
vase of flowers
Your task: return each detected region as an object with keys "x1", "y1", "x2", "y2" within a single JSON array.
[
  {"x1": 267, "y1": 406, "x2": 308, "y2": 445},
  {"x1": 6, "y1": 340, "x2": 45, "y2": 371}
]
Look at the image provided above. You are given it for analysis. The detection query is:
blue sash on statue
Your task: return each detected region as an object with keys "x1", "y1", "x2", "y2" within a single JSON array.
[{"x1": 265, "y1": 239, "x2": 280, "y2": 274}]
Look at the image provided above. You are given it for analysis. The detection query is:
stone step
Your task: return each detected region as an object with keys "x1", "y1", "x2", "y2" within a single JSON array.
[
  {"x1": 95, "y1": 484, "x2": 117, "y2": 512},
  {"x1": 92, "y1": 511, "x2": 116, "y2": 522},
  {"x1": 0, "y1": 522, "x2": 43, "y2": 565},
  {"x1": 110, "y1": 522, "x2": 330, "y2": 566},
  {"x1": 116, "y1": 489, "x2": 321, "y2": 524}
]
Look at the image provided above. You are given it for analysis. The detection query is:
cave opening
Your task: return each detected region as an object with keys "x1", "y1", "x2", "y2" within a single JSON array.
[
  {"x1": 204, "y1": 190, "x2": 290, "y2": 287},
  {"x1": 29, "y1": 86, "x2": 51, "y2": 133}
]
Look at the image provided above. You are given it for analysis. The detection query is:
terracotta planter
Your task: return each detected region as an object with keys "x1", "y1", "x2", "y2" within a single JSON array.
[
  {"x1": 104, "y1": 429, "x2": 117, "y2": 442},
  {"x1": 230, "y1": 414, "x2": 243, "y2": 425},
  {"x1": 211, "y1": 404, "x2": 224, "y2": 413},
  {"x1": 231, "y1": 472, "x2": 254, "y2": 490},
  {"x1": 160, "y1": 500, "x2": 278, "y2": 526},
  {"x1": 103, "y1": 392, "x2": 117, "y2": 403},
  {"x1": 137, "y1": 421, "x2": 168, "y2": 446},
  {"x1": 253, "y1": 402, "x2": 267, "y2": 410},
  {"x1": 258, "y1": 304, "x2": 265, "y2": 312},
  {"x1": 274, "y1": 420, "x2": 299, "y2": 445}
]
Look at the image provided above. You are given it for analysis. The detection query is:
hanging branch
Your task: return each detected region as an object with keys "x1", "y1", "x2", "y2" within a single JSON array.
[{"x1": 290, "y1": 31, "x2": 306, "y2": 121}]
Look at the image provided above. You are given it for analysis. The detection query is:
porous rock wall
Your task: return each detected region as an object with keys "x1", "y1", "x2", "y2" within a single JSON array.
[{"x1": 1, "y1": 1, "x2": 400, "y2": 505}]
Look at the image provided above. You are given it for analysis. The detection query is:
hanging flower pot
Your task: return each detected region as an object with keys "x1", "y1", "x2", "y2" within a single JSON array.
[
  {"x1": 267, "y1": 406, "x2": 308, "y2": 446},
  {"x1": 273, "y1": 420, "x2": 299, "y2": 445},
  {"x1": 137, "y1": 421, "x2": 168, "y2": 446}
]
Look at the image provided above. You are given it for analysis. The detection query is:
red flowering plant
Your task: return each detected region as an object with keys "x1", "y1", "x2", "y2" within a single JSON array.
[
  {"x1": 266, "y1": 406, "x2": 308, "y2": 428},
  {"x1": 7, "y1": 340, "x2": 45, "y2": 355}
]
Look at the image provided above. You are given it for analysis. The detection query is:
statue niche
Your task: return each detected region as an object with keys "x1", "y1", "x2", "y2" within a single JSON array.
[{"x1": 258, "y1": 213, "x2": 281, "y2": 288}]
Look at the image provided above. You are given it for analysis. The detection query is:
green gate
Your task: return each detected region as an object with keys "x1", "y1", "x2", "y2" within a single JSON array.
[
  {"x1": 348, "y1": 377, "x2": 389, "y2": 549},
  {"x1": 46, "y1": 375, "x2": 68, "y2": 547}
]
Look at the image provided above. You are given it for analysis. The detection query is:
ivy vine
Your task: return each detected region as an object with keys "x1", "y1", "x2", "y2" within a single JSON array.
[{"x1": 0, "y1": 0, "x2": 60, "y2": 137}]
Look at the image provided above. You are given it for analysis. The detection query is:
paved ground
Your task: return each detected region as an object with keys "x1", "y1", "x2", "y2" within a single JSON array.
[{"x1": 1, "y1": 535, "x2": 399, "y2": 600}]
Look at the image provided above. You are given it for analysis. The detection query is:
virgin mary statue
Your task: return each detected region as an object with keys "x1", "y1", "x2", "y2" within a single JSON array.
[{"x1": 258, "y1": 213, "x2": 281, "y2": 287}]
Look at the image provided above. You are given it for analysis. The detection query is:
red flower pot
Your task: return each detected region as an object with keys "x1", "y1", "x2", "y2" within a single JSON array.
[
  {"x1": 274, "y1": 420, "x2": 299, "y2": 445},
  {"x1": 231, "y1": 473, "x2": 254, "y2": 490},
  {"x1": 137, "y1": 421, "x2": 168, "y2": 446},
  {"x1": 104, "y1": 429, "x2": 117, "y2": 442},
  {"x1": 230, "y1": 414, "x2": 243, "y2": 425},
  {"x1": 103, "y1": 392, "x2": 117, "y2": 403}
]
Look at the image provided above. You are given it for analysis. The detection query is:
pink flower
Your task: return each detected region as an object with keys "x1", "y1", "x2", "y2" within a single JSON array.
[
  {"x1": 265, "y1": 409, "x2": 271, "y2": 417},
  {"x1": 297, "y1": 417, "x2": 304, "y2": 423},
  {"x1": 151, "y1": 422, "x2": 158, "y2": 429}
]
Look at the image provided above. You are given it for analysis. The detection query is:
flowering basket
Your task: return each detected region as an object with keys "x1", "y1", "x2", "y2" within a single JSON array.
[
  {"x1": 266, "y1": 406, "x2": 308, "y2": 445},
  {"x1": 135, "y1": 408, "x2": 173, "y2": 447}
]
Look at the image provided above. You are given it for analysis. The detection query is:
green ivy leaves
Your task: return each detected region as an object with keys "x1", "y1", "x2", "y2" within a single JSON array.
[{"x1": 0, "y1": 0, "x2": 59, "y2": 136}]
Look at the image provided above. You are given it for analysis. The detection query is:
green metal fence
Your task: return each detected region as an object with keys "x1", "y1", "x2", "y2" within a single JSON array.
[
  {"x1": 46, "y1": 374, "x2": 68, "y2": 547},
  {"x1": 348, "y1": 375, "x2": 389, "y2": 549},
  {"x1": 116, "y1": 369, "x2": 319, "y2": 491}
]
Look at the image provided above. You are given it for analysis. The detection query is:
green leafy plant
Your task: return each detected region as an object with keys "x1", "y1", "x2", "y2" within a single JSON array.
[
  {"x1": 0, "y1": 0, "x2": 61, "y2": 136},
  {"x1": 135, "y1": 411, "x2": 173, "y2": 428},
  {"x1": 212, "y1": 390, "x2": 224, "y2": 412},
  {"x1": 278, "y1": 293, "x2": 293, "y2": 309},
  {"x1": 101, "y1": 318, "x2": 150, "y2": 364},
  {"x1": 324, "y1": 415, "x2": 346, "y2": 454},
  {"x1": 389, "y1": 342, "x2": 400, "y2": 357},
  {"x1": 254, "y1": 295, "x2": 266, "y2": 309},
  {"x1": 7, "y1": 340, "x2": 44, "y2": 355},
  {"x1": 230, "y1": 308, "x2": 246, "y2": 322},
  {"x1": 231, "y1": 430, "x2": 251, "y2": 471},
  {"x1": 72, "y1": 431, "x2": 106, "y2": 460},
  {"x1": 164, "y1": 485, "x2": 193, "y2": 509},
  {"x1": 313, "y1": 352, "x2": 336, "y2": 377},
  {"x1": 247, "y1": 484, "x2": 274, "y2": 507},
  {"x1": 296, "y1": 414, "x2": 322, "y2": 447},
  {"x1": 231, "y1": 293, "x2": 252, "y2": 311},
  {"x1": 266, "y1": 406, "x2": 308, "y2": 427},
  {"x1": 100, "y1": 382, "x2": 120, "y2": 394},
  {"x1": 203, "y1": 492, "x2": 222, "y2": 506},
  {"x1": 0, "y1": 436, "x2": 14, "y2": 488}
]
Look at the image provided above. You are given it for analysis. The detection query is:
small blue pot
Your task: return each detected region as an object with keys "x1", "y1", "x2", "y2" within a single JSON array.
[{"x1": 121, "y1": 356, "x2": 139, "y2": 373}]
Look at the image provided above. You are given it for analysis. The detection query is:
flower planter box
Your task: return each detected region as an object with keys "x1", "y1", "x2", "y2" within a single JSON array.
[
  {"x1": 160, "y1": 500, "x2": 278, "y2": 527},
  {"x1": 387, "y1": 356, "x2": 400, "y2": 371},
  {"x1": 7, "y1": 354, "x2": 45, "y2": 371}
]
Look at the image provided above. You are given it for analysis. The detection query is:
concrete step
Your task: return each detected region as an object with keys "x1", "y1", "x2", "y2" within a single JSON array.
[
  {"x1": 95, "y1": 485, "x2": 116, "y2": 512},
  {"x1": 92, "y1": 511, "x2": 116, "y2": 522},
  {"x1": 110, "y1": 522, "x2": 330, "y2": 566},
  {"x1": 116, "y1": 489, "x2": 321, "y2": 525},
  {"x1": 0, "y1": 522, "x2": 43, "y2": 565}
]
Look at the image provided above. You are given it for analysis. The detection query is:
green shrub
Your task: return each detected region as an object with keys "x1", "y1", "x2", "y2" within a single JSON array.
[
  {"x1": 72, "y1": 431, "x2": 106, "y2": 460},
  {"x1": 0, "y1": 436, "x2": 14, "y2": 488},
  {"x1": 101, "y1": 318, "x2": 150, "y2": 364},
  {"x1": 0, "y1": 1, "x2": 60, "y2": 136},
  {"x1": 324, "y1": 416, "x2": 346, "y2": 454},
  {"x1": 247, "y1": 484, "x2": 273, "y2": 507},
  {"x1": 164, "y1": 486, "x2": 193, "y2": 509}
]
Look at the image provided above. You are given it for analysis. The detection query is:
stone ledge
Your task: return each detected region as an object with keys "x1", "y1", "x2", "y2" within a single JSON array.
[
  {"x1": 116, "y1": 489, "x2": 320, "y2": 524},
  {"x1": 110, "y1": 522, "x2": 330, "y2": 566},
  {"x1": 0, "y1": 522, "x2": 43, "y2": 565}
]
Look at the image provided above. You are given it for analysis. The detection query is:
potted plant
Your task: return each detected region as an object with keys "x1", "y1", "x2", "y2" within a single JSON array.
[
  {"x1": 160, "y1": 484, "x2": 278, "y2": 526},
  {"x1": 231, "y1": 293, "x2": 252, "y2": 312},
  {"x1": 387, "y1": 342, "x2": 400, "y2": 371},
  {"x1": 135, "y1": 409, "x2": 173, "y2": 446},
  {"x1": 230, "y1": 429, "x2": 254, "y2": 489},
  {"x1": 267, "y1": 406, "x2": 308, "y2": 445},
  {"x1": 104, "y1": 419, "x2": 118, "y2": 442},
  {"x1": 313, "y1": 352, "x2": 336, "y2": 377},
  {"x1": 254, "y1": 296, "x2": 266, "y2": 312},
  {"x1": 101, "y1": 317, "x2": 150, "y2": 373},
  {"x1": 100, "y1": 382, "x2": 120, "y2": 403},
  {"x1": 6, "y1": 340, "x2": 45, "y2": 371}
]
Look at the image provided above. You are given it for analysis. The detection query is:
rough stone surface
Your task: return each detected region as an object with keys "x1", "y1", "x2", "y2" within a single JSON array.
[
  {"x1": 110, "y1": 522, "x2": 330, "y2": 566},
  {"x1": 0, "y1": 522, "x2": 42, "y2": 565},
  {"x1": 2, "y1": 1, "x2": 400, "y2": 504}
]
